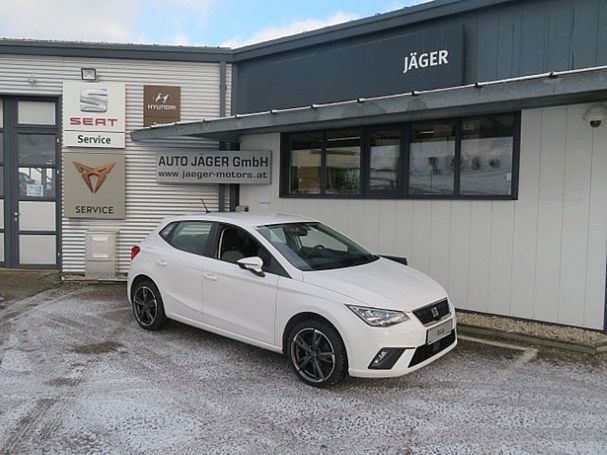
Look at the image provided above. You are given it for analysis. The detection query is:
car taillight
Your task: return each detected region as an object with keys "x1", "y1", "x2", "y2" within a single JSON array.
[{"x1": 131, "y1": 245, "x2": 141, "y2": 260}]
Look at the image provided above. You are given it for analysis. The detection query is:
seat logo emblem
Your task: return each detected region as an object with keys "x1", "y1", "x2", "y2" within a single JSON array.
[
  {"x1": 80, "y1": 88, "x2": 108, "y2": 113},
  {"x1": 431, "y1": 307, "x2": 439, "y2": 319},
  {"x1": 73, "y1": 161, "x2": 115, "y2": 193}
]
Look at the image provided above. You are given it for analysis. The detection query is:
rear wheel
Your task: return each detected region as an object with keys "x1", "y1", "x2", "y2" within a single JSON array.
[
  {"x1": 287, "y1": 319, "x2": 347, "y2": 387},
  {"x1": 131, "y1": 279, "x2": 167, "y2": 331}
]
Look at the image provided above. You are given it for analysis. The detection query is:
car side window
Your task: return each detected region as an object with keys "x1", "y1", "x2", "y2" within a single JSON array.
[
  {"x1": 218, "y1": 226, "x2": 282, "y2": 275},
  {"x1": 167, "y1": 221, "x2": 213, "y2": 256}
]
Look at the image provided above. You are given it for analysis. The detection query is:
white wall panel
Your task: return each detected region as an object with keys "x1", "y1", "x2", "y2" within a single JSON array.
[
  {"x1": 240, "y1": 101, "x2": 607, "y2": 329},
  {"x1": 0, "y1": 54, "x2": 231, "y2": 274}
]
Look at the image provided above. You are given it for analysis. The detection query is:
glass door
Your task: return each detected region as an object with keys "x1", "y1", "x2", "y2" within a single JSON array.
[{"x1": 2, "y1": 98, "x2": 59, "y2": 268}]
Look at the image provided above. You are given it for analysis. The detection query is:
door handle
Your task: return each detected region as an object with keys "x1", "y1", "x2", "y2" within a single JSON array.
[
  {"x1": 157, "y1": 259, "x2": 168, "y2": 267},
  {"x1": 13, "y1": 212, "x2": 19, "y2": 222},
  {"x1": 203, "y1": 273, "x2": 218, "y2": 281}
]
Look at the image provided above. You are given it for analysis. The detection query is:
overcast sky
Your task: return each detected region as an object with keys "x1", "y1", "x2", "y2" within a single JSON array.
[{"x1": 0, "y1": 0, "x2": 429, "y2": 48}]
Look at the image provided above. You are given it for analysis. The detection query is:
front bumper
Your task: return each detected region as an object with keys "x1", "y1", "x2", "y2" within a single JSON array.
[{"x1": 346, "y1": 315, "x2": 457, "y2": 378}]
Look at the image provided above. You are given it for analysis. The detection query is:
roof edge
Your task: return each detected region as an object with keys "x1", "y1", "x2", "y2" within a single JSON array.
[
  {"x1": 232, "y1": 0, "x2": 515, "y2": 61},
  {"x1": 0, "y1": 38, "x2": 233, "y2": 63},
  {"x1": 131, "y1": 66, "x2": 607, "y2": 142}
]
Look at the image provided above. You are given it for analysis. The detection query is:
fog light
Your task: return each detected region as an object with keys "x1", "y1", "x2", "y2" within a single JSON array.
[{"x1": 368, "y1": 348, "x2": 406, "y2": 370}]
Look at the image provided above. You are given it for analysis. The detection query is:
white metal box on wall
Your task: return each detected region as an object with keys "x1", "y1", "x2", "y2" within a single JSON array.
[{"x1": 85, "y1": 229, "x2": 117, "y2": 279}]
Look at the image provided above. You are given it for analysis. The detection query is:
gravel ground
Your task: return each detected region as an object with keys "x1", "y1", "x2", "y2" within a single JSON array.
[{"x1": 0, "y1": 283, "x2": 606, "y2": 455}]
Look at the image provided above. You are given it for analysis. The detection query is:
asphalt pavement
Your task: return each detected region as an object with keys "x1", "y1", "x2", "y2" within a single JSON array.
[{"x1": 0, "y1": 282, "x2": 606, "y2": 455}]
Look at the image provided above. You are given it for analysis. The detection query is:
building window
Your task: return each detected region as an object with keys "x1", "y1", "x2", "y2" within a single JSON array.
[
  {"x1": 325, "y1": 129, "x2": 361, "y2": 195},
  {"x1": 409, "y1": 121, "x2": 456, "y2": 196},
  {"x1": 368, "y1": 129, "x2": 400, "y2": 194},
  {"x1": 459, "y1": 115, "x2": 514, "y2": 196},
  {"x1": 286, "y1": 129, "x2": 361, "y2": 196},
  {"x1": 289, "y1": 132, "x2": 322, "y2": 194},
  {"x1": 281, "y1": 112, "x2": 519, "y2": 200}
]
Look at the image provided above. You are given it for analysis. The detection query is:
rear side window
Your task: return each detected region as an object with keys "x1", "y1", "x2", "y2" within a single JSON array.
[{"x1": 166, "y1": 221, "x2": 213, "y2": 256}]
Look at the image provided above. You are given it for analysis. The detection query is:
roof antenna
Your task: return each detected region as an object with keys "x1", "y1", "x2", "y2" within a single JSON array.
[{"x1": 200, "y1": 197, "x2": 211, "y2": 214}]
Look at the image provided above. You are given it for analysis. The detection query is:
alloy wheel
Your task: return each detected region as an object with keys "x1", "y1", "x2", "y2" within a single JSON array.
[
  {"x1": 133, "y1": 286, "x2": 158, "y2": 327},
  {"x1": 290, "y1": 328, "x2": 336, "y2": 383}
]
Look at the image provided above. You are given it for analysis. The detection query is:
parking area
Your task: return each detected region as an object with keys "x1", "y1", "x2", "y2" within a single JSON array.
[{"x1": 0, "y1": 282, "x2": 606, "y2": 455}]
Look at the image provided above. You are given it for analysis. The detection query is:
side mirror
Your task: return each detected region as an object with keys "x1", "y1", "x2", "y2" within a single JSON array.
[{"x1": 237, "y1": 256, "x2": 265, "y2": 277}]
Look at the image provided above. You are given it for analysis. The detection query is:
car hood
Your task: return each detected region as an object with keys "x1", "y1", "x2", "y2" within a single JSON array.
[{"x1": 302, "y1": 257, "x2": 447, "y2": 312}]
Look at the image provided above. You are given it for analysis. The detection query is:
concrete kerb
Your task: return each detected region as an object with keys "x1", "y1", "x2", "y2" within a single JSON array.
[{"x1": 457, "y1": 324, "x2": 607, "y2": 355}]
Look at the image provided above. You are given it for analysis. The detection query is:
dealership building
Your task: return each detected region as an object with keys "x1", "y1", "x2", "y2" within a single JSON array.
[{"x1": 0, "y1": 0, "x2": 606, "y2": 331}]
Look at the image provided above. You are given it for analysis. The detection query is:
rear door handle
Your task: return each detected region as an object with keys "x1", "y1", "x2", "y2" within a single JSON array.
[
  {"x1": 157, "y1": 259, "x2": 168, "y2": 267},
  {"x1": 203, "y1": 273, "x2": 218, "y2": 281}
]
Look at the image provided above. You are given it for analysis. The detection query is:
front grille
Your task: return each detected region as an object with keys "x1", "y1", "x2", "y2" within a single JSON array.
[
  {"x1": 413, "y1": 299, "x2": 450, "y2": 325},
  {"x1": 409, "y1": 330, "x2": 456, "y2": 368}
]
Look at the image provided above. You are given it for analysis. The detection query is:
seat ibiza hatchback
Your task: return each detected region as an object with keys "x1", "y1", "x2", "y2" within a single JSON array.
[{"x1": 128, "y1": 213, "x2": 457, "y2": 387}]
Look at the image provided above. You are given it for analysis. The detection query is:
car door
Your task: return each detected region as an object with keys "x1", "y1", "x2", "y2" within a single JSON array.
[
  {"x1": 154, "y1": 220, "x2": 214, "y2": 324},
  {"x1": 201, "y1": 224, "x2": 280, "y2": 345}
]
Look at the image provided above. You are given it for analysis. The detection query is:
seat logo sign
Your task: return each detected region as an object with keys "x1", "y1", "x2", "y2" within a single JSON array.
[
  {"x1": 80, "y1": 88, "x2": 108, "y2": 112},
  {"x1": 431, "y1": 306, "x2": 440, "y2": 319},
  {"x1": 73, "y1": 161, "x2": 115, "y2": 193}
]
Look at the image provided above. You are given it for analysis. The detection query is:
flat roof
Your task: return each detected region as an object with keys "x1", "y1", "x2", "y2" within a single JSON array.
[{"x1": 131, "y1": 66, "x2": 607, "y2": 142}]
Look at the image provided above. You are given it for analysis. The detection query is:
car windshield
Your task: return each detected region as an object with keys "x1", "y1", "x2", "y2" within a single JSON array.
[{"x1": 257, "y1": 222, "x2": 378, "y2": 271}]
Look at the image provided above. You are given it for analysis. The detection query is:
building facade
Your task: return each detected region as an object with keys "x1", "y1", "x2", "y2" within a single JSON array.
[{"x1": 1, "y1": 0, "x2": 606, "y2": 331}]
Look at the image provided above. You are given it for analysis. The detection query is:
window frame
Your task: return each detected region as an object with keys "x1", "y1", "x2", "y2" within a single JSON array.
[
  {"x1": 213, "y1": 223, "x2": 290, "y2": 277},
  {"x1": 160, "y1": 220, "x2": 215, "y2": 257},
  {"x1": 280, "y1": 112, "x2": 521, "y2": 201}
]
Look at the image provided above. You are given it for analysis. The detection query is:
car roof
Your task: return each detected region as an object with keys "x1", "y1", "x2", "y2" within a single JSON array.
[{"x1": 163, "y1": 212, "x2": 317, "y2": 227}]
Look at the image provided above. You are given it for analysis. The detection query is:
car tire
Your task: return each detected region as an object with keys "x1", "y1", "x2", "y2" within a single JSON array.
[
  {"x1": 287, "y1": 319, "x2": 347, "y2": 387},
  {"x1": 131, "y1": 279, "x2": 168, "y2": 331}
]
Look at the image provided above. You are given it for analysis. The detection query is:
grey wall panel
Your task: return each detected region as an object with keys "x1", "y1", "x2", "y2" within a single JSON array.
[
  {"x1": 496, "y1": 4, "x2": 521, "y2": 79},
  {"x1": 519, "y1": 1, "x2": 547, "y2": 76},
  {"x1": 598, "y1": 0, "x2": 607, "y2": 64},
  {"x1": 236, "y1": 0, "x2": 607, "y2": 114},
  {"x1": 571, "y1": 0, "x2": 599, "y2": 69},
  {"x1": 475, "y1": 9, "x2": 499, "y2": 81},
  {"x1": 545, "y1": 0, "x2": 573, "y2": 72}
]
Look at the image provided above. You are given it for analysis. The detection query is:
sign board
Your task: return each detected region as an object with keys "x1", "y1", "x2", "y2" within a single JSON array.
[
  {"x1": 237, "y1": 25, "x2": 464, "y2": 113},
  {"x1": 64, "y1": 151, "x2": 125, "y2": 219},
  {"x1": 144, "y1": 85, "x2": 181, "y2": 126},
  {"x1": 62, "y1": 81, "x2": 126, "y2": 148},
  {"x1": 157, "y1": 151, "x2": 271, "y2": 184}
]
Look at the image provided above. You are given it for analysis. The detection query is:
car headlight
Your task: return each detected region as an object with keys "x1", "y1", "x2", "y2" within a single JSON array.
[{"x1": 347, "y1": 305, "x2": 409, "y2": 327}]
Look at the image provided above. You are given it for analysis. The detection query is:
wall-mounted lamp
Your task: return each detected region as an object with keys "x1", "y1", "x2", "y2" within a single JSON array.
[
  {"x1": 80, "y1": 68, "x2": 97, "y2": 81},
  {"x1": 583, "y1": 103, "x2": 607, "y2": 129}
]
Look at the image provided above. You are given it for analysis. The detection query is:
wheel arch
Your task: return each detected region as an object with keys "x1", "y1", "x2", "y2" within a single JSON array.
[
  {"x1": 130, "y1": 274, "x2": 157, "y2": 301},
  {"x1": 282, "y1": 312, "x2": 344, "y2": 356}
]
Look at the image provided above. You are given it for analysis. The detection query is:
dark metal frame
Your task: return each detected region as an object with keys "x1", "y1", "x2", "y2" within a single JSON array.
[
  {"x1": 280, "y1": 112, "x2": 521, "y2": 201},
  {"x1": 1, "y1": 96, "x2": 61, "y2": 269}
]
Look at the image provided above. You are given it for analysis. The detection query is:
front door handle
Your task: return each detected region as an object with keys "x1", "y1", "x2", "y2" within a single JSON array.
[
  {"x1": 157, "y1": 259, "x2": 168, "y2": 267},
  {"x1": 203, "y1": 273, "x2": 218, "y2": 281},
  {"x1": 13, "y1": 212, "x2": 19, "y2": 222}
]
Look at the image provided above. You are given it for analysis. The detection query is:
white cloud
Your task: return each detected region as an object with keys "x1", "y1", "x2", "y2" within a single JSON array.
[
  {"x1": 0, "y1": 0, "x2": 144, "y2": 42},
  {"x1": 0, "y1": 0, "x2": 213, "y2": 44},
  {"x1": 222, "y1": 12, "x2": 359, "y2": 49}
]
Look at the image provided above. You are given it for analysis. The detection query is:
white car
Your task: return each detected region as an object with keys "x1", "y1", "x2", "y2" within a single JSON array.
[{"x1": 127, "y1": 213, "x2": 457, "y2": 387}]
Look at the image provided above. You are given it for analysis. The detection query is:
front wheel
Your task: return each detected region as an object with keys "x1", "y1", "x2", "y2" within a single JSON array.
[
  {"x1": 131, "y1": 279, "x2": 167, "y2": 331},
  {"x1": 287, "y1": 319, "x2": 347, "y2": 387}
]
